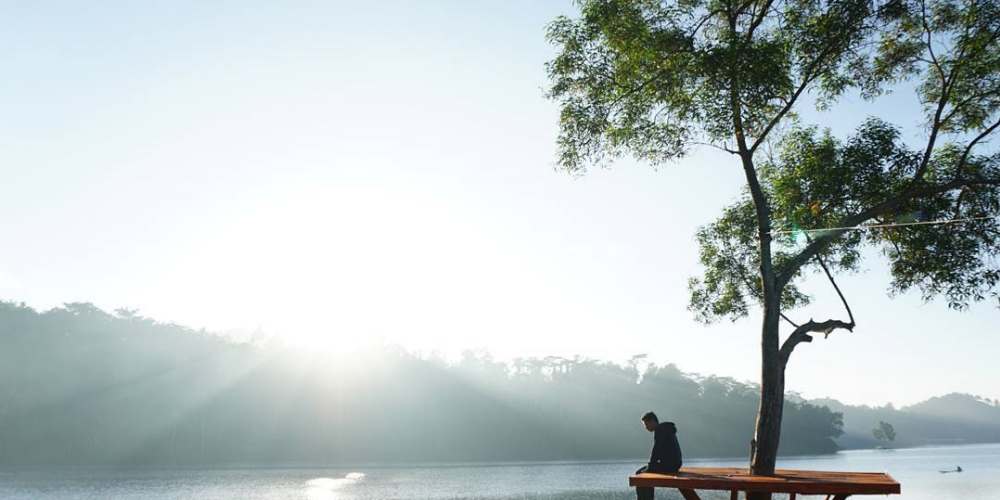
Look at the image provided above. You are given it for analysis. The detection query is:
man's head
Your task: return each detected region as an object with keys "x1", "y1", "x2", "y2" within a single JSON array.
[{"x1": 641, "y1": 411, "x2": 658, "y2": 432}]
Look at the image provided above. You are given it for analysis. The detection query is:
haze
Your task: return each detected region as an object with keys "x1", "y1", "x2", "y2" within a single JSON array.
[{"x1": 1, "y1": 0, "x2": 998, "y2": 408}]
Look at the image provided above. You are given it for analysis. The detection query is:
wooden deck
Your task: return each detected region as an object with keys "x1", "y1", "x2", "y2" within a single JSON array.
[{"x1": 630, "y1": 467, "x2": 900, "y2": 499}]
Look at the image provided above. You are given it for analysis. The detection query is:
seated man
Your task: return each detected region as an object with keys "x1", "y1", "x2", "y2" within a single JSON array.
[{"x1": 634, "y1": 411, "x2": 683, "y2": 500}]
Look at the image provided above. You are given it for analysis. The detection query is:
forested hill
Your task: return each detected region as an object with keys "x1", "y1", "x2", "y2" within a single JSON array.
[
  {"x1": 2, "y1": 301, "x2": 841, "y2": 465},
  {"x1": 812, "y1": 394, "x2": 1000, "y2": 449}
]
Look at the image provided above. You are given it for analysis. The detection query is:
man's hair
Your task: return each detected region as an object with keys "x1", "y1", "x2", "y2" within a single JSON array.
[{"x1": 641, "y1": 411, "x2": 658, "y2": 423}]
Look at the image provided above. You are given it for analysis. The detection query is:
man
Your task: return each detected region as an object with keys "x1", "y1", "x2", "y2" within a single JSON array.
[{"x1": 634, "y1": 411, "x2": 683, "y2": 500}]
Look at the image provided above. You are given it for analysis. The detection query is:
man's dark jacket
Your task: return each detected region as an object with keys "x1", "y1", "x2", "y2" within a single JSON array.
[{"x1": 647, "y1": 422, "x2": 683, "y2": 472}]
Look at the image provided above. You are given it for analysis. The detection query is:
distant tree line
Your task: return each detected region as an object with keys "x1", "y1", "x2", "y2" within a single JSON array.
[
  {"x1": 815, "y1": 394, "x2": 1000, "y2": 449},
  {"x1": 0, "y1": 302, "x2": 844, "y2": 466}
]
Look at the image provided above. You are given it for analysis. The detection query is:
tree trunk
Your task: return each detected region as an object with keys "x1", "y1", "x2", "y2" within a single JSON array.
[{"x1": 747, "y1": 292, "x2": 785, "y2": 500}]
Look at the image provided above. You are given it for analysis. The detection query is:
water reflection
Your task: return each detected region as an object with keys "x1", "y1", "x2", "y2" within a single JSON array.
[
  {"x1": 305, "y1": 473, "x2": 366, "y2": 500},
  {"x1": 0, "y1": 446, "x2": 997, "y2": 500}
]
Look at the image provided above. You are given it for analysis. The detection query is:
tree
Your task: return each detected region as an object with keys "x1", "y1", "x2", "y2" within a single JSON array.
[
  {"x1": 546, "y1": 0, "x2": 1000, "y2": 483},
  {"x1": 872, "y1": 420, "x2": 897, "y2": 446}
]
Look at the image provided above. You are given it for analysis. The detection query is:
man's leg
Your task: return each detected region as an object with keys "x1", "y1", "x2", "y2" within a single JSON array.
[{"x1": 636, "y1": 486, "x2": 654, "y2": 500}]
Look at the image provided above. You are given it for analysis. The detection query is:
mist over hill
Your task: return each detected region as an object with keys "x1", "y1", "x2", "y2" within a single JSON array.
[
  {"x1": 0, "y1": 302, "x2": 843, "y2": 465},
  {"x1": 0, "y1": 301, "x2": 993, "y2": 466},
  {"x1": 811, "y1": 393, "x2": 1000, "y2": 449}
]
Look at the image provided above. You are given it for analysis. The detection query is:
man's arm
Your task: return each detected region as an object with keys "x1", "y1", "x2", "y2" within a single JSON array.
[{"x1": 647, "y1": 428, "x2": 664, "y2": 468}]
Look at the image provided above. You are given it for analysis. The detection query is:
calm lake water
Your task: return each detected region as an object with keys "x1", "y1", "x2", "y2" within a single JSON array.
[{"x1": 1, "y1": 443, "x2": 997, "y2": 500}]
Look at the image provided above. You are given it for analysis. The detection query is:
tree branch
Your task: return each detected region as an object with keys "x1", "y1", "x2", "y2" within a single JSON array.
[
  {"x1": 725, "y1": 7, "x2": 775, "y2": 279},
  {"x1": 779, "y1": 318, "x2": 855, "y2": 365},
  {"x1": 748, "y1": 45, "x2": 834, "y2": 153},
  {"x1": 956, "y1": 116, "x2": 1000, "y2": 177},
  {"x1": 746, "y1": 0, "x2": 776, "y2": 41},
  {"x1": 804, "y1": 234, "x2": 856, "y2": 329},
  {"x1": 733, "y1": 0, "x2": 756, "y2": 19},
  {"x1": 814, "y1": 253, "x2": 856, "y2": 331},
  {"x1": 778, "y1": 236, "x2": 857, "y2": 366},
  {"x1": 940, "y1": 86, "x2": 1000, "y2": 126},
  {"x1": 911, "y1": 0, "x2": 970, "y2": 186},
  {"x1": 779, "y1": 312, "x2": 800, "y2": 328},
  {"x1": 911, "y1": 75, "x2": 951, "y2": 186},
  {"x1": 747, "y1": 0, "x2": 869, "y2": 153},
  {"x1": 776, "y1": 177, "x2": 1000, "y2": 289},
  {"x1": 920, "y1": 0, "x2": 947, "y2": 87},
  {"x1": 609, "y1": 69, "x2": 671, "y2": 109},
  {"x1": 692, "y1": 9, "x2": 725, "y2": 38},
  {"x1": 692, "y1": 141, "x2": 741, "y2": 154}
]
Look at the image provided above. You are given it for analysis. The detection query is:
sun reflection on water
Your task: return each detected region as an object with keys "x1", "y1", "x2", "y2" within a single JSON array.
[{"x1": 305, "y1": 473, "x2": 366, "y2": 500}]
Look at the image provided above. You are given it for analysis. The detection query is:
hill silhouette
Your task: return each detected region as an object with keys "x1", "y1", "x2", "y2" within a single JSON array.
[
  {"x1": 0, "y1": 301, "x2": 847, "y2": 465},
  {"x1": 811, "y1": 394, "x2": 1000, "y2": 449},
  {"x1": 3, "y1": 301, "x2": 994, "y2": 465}
]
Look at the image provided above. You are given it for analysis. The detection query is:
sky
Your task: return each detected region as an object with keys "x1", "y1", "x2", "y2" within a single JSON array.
[{"x1": 1, "y1": 0, "x2": 997, "y2": 407}]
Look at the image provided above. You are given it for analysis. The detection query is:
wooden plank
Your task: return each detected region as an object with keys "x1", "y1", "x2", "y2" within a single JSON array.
[
  {"x1": 678, "y1": 489, "x2": 702, "y2": 500},
  {"x1": 629, "y1": 475, "x2": 896, "y2": 495},
  {"x1": 630, "y1": 470, "x2": 899, "y2": 488},
  {"x1": 629, "y1": 468, "x2": 900, "y2": 496},
  {"x1": 730, "y1": 490, "x2": 738, "y2": 500},
  {"x1": 631, "y1": 468, "x2": 900, "y2": 483}
]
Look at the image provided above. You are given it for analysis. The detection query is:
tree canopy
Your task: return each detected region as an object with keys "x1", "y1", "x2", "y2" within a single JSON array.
[
  {"x1": 693, "y1": 118, "x2": 999, "y2": 322},
  {"x1": 547, "y1": 0, "x2": 1000, "y2": 315},
  {"x1": 872, "y1": 420, "x2": 897, "y2": 444}
]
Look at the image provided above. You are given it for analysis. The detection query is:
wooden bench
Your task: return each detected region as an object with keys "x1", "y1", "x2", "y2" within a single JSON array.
[{"x1": 630, "y1": 467, "x2": 900, "y2": 500}]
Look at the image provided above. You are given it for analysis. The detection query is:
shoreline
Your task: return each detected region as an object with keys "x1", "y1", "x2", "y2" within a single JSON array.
[{"x1": 2, "y1": 442, "x2": 998, "y2": 471}]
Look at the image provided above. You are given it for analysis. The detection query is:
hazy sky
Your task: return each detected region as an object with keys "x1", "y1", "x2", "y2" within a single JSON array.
[{"x1": 2, "y1": 0, "x2": 997, "y2": 407}]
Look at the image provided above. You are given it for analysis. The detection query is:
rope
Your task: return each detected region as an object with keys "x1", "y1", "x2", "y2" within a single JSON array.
[{"x1": 768, "y1": 214, "x2": 1000, "y2": 236}]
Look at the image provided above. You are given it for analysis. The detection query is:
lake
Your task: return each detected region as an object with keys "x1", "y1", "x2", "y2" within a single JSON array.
[{"x1": 1, "y1": 443, "x2": 997, "y2": 499}]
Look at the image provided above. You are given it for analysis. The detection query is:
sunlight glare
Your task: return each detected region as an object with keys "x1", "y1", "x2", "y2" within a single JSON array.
[
  {"x1": 305, "y1": 473, "x2": 366, "y2": 500},
  {"x1": 151, "y1": 178, "x2": 540, "y2": 353}
]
